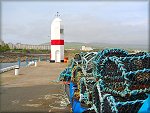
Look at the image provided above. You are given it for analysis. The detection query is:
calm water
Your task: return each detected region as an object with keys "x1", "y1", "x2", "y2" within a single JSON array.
[{"x1": 0, "y1": 62, "x2": 27, "y2": 69}]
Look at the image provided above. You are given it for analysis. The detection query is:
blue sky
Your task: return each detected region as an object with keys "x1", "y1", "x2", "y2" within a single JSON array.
[{"x1": 1, "y1": 1, "x2": 149, "y2": 46}]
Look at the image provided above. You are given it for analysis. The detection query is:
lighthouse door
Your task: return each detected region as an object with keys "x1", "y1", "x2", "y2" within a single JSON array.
[{"x1": 55, "y1": 50, "x2": 60, "y2": 62}]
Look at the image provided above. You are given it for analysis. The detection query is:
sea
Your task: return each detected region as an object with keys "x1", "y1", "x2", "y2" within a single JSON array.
[{"x1": 0, "y1": 62, "x2": 27, "y2": 69}]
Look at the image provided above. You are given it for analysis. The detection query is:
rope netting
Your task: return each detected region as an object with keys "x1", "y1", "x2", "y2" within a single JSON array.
[
  {"x1": 59, "y1": 48, "x2": 150, "y2": 113},
  {"x1": 92, "y1": 49, "x2": 150, "y2": 113},
  {"x1": 59, "y1": 53, "x2": 83, "y2": 81}
]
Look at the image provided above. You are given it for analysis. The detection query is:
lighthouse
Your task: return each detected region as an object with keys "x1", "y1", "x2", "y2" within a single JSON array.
[{"x1": 50, "y1": 12, "x2": 64, "y2": 62}]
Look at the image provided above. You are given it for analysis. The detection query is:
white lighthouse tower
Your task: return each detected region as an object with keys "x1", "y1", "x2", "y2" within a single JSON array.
[{"x1": 50, "y1": 12, "x2": 64, "y2": 62}]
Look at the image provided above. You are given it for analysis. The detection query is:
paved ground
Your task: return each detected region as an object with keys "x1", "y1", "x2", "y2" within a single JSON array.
[{"x1": 0, "y1": 62, "x2": 71, "y2": 113}]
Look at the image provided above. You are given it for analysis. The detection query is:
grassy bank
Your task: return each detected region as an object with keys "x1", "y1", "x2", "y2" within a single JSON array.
[{"x1": 0, "y1": 48, "x2": 138, "y2": 63}]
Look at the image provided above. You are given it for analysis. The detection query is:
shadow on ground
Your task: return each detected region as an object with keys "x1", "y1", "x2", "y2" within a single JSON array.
[{"x1": 0, "y1": 82, "x2": 71, "y2": 113}]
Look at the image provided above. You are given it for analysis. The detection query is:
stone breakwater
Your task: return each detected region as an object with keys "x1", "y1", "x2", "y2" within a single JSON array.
[
  {"x1": 0, "y1": 52, "x2": 49, "y2": 63},
  {"x1": 0, "y1": 52, "x2": 26, "y2": 63},
  {"x1": 0, "y1": 62, "x2": 70, "y2": 112}
]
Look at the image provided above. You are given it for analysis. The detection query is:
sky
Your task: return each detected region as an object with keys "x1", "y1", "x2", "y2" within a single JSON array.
[{"x1": 1, "y1": 1, "x2": 149, "y2": 46}]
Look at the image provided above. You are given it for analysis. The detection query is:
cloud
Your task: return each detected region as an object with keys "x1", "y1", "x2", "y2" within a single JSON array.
[
  {"x1": 2, "y1": 18, "x2": 51, "y2": 44},
  {"x1": 64, "y1": 15, "x2": 148, "y2": 45},
  {"x1": 1, "y1": 1, "x2": 148, "y2": 46},
  {"x1": 2, "y1": 13, "x2": 148, "y2": 45},
  {"x1": 120, "y1": 19, "x2": 148, "y2": 27}
]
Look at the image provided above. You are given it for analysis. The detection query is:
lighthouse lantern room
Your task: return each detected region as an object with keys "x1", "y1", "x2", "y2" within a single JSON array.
[{"x1": 50, "y1": 12, "x2": 64, "y2": 62}]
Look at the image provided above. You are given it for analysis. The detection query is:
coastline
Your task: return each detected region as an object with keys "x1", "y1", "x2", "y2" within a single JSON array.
[{"x1": 0, "y1": 52, "x2": 50, "y2": 63}]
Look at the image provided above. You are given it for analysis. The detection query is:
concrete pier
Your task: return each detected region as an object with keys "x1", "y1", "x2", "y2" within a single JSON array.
[{"x1": 0, "y1": 62, "x2": 70, "y2": 113}]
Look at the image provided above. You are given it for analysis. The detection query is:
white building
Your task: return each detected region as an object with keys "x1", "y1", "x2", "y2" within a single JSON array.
[
  {"x1": 81, "y1": 46, "x2": 93, "y2": 51},
  {"x1": 7, "y1": 43, "x2": 51, "y2": 50},
  {"x1": 0, "y1": 40, "x2": 5, "y2": 45},
  {"x1": 8, "y1": 43, "x2": 14, "y2": 49}
]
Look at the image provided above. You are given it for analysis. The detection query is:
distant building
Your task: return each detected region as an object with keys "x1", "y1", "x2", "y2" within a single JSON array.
[
  {"x1": 134, "y1": 50, "x2": 142, "y2": 53},
  {"x1": 81, "y1": 46, "x2": 93, "y2": 51},
  {"x1": 7, "y1": 43, "x2": 51, "y2": 50},
  {"x1": 0, "y1": 40, "x2": 5, "y2": 46},
  {"x1": 8, "y1": 43, "x2": 15, "y2": 49}
]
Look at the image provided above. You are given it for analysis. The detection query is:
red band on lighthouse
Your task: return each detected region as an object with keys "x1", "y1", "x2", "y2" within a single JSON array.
[{"x1": 51, "y1": 40, "x2": 64, "y2": 45}]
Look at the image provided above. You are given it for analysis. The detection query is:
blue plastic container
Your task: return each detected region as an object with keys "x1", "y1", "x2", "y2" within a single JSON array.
[
  {"x1": 138, "y1": 94, "x2": 150, "y2": 113},
  {"x1": 69, "y1": 82, "x2": 87, "y2": 113}
]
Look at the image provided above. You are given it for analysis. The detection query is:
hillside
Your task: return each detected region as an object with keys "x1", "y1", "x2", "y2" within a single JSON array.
[{"x1": 41, "y1": 42, "x2": 148, "y2": 51}]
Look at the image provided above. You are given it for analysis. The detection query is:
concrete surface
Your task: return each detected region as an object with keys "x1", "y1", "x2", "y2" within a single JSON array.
[{"x1": 0, "y1": 62, "x2": 71, "y2": 113}]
